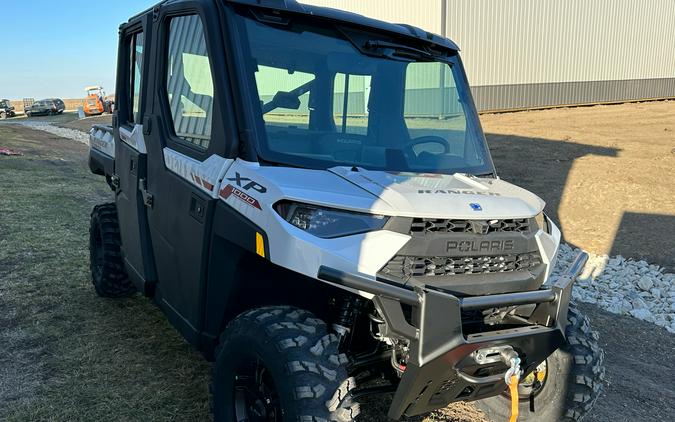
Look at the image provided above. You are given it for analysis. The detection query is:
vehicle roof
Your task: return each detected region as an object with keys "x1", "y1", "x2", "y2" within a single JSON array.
[
  {"x1": 125, "y1": 0, "x2": 459, "y2": 51},
  {"x1": 85, "y1": 86, "x2": 103, "y2": 91}
]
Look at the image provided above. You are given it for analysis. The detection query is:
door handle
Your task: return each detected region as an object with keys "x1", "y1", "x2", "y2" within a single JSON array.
[{"x1": 139, "y1": 178, "x2": 154, "y2": 208}]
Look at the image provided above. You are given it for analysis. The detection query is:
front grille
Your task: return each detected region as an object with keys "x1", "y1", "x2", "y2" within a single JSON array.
[
  {"x1": 382, "y1": 252, "x2": 542, "y2": 278},
  {"x1": 410, "y1": 218, "x2": 532, "y2": 235}
]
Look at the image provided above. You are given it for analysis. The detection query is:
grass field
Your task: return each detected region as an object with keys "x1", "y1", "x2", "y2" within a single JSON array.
[{"x1": 0, "y1": 125, "x2": 212, "y2": 421}]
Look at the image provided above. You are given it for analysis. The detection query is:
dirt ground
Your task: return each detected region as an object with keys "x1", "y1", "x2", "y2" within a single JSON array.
[
  {"x1": 57, "y1": 113, "x2": 112, "y2": 132},
  {"x1": 1, "y1": 102, "x2": 674, "y2": 421},
  {"x1": 481, "y1": 101, "x2": 675, "y2": 271}
]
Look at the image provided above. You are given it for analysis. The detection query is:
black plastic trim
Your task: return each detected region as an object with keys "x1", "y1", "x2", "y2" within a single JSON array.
[
  {"x1": 88, "y1": 148, "x2": 114, "y2": 176},
  {"x1": 317, "y1": 266, "x2": 419, "y2": 305}
]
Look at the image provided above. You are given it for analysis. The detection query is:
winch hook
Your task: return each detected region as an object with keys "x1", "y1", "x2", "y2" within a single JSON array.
[{"x1": 502, "y1": 350, "x2": 522, "y2": 422}]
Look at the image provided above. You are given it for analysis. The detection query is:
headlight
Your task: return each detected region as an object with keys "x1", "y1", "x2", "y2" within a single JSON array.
[
  {"x1": 534, "y1": 212, "x2": 550, "y2": 233},
  {"x1": 275, "y1": 201, "x2": 388, "y2": 238}
]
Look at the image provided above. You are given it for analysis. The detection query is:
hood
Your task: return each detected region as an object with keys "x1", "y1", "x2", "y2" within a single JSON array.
[
  {"x1": 327, "y1": 167, "x2": 545, "y2": 219},
  {"x1": 246, "y1": 162, "x2": 544, "y2": 220}
]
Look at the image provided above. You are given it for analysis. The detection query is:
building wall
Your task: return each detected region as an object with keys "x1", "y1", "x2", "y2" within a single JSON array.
[{"x1": 300, "y1": 0, "x2": 675, "y2": 111}]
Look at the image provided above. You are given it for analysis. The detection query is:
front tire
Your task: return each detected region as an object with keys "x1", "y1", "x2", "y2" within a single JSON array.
[
  {"x1": 89, "y1": 203, "x2": 136, "y2": 298},
  {"x1": 213, "y1": 306, "x2": 360, "y2": 422},
  {"x1": 477, "y1": 304, "x2": 605, "y2": 421}
]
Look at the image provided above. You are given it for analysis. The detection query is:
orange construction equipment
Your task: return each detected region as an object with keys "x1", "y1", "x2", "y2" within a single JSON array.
[{"x1": 83, "y1": 86, "x2": 113, "y2": 116}]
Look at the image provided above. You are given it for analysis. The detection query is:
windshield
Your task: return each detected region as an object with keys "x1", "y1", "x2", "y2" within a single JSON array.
[{"x1": 236, "y1": 12, "x2": 494, "y2": 176}]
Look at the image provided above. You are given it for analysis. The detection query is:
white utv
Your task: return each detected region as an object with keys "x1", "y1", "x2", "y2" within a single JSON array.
[{"x1": 87, "y1": 0, "x2": 604, "y2": 420}]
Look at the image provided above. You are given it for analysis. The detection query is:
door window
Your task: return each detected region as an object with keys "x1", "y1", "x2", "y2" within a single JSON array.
[
  {"x1": 166, "y1": 15, "x2": 214, "y2": 149},
  {"x1": 129, "y1": 32, "x2": 144, "y2": 124}
]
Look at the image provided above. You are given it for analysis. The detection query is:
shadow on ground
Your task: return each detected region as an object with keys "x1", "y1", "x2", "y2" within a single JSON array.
[
  {"x1": 486, "y1": 132, "x2": 618, "y2": 248},
  {"x1": 610, "y1": 212, "x2": 675, "y2": 270}
]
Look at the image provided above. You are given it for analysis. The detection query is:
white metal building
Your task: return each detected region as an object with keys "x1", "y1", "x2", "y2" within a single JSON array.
[{"x1": 300, "y1": 0, "x2": 675, "y2": 111}]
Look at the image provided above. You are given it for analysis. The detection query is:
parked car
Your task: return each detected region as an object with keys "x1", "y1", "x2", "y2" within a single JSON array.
[
  {"x1": 0, "y1": 99, "x2": 16, "y2": 119},
  {"x1": 25, "y1": 98, "x2": 65, "y2": 117},
  {"x1": 48, "y1": 98, "x2": 66, "y2": 113}
]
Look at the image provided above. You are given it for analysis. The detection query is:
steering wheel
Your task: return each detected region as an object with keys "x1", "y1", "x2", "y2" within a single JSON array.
[{"x1": 406, "y1": 135, "x2": 451, "y2": 157}]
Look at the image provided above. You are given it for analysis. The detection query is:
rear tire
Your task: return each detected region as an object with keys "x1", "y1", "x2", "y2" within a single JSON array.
[
  {"x1": 212, "y1": 306, "x2": 360, "y2": 422},
  {"x1": 0, "y1": 111, "x2": 5, "y2": 120},
  {"x1": 476, "y1": 304, "x2": 605, "y2": 421},
  {"x1": 89, "y1": 203, "x2": 136, "y2": 298}
]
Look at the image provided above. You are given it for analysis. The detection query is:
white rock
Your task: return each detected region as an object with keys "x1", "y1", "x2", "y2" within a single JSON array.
[
  {"x1": 637, "y1": 277, "x2": 654, "y2": 291},
  {"x1": 551, "y1": 243, "x2": 674, "y2": 334},
  {"x1": 632, "y1": 297, "x2": 648, "y2": 309},
  {"x1": 655, "y1": 318, "x2": 668, "y2": 327},
  {"x1": 16, "y1": 122, "x2": 89, "y2": 145},
  {"x1": 630, "y1": 308, "x2": 653, "y2": 321}
]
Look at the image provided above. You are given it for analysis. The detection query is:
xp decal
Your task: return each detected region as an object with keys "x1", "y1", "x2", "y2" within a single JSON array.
[
  {"x1": 191, "y1": 174, "x2": 215, "y2": 192},
  {"x1": 227, "y1": 172, "x2": 267, "y2": 193},
  {"x1": 219, "y1": 184, "x2": 262, "y2": 210}
]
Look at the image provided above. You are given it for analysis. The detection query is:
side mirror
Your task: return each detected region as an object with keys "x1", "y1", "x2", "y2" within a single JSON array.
[{"x1": 271, "y1": 91, "x2": 301, "y2": 110}]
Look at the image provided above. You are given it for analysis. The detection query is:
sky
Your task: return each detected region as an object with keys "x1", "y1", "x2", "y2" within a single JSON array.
[{"x1": 0, "y1": 0, "x2": 157, "y2": 100}]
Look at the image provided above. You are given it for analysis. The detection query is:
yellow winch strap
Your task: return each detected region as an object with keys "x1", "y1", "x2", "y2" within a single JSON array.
[{"x1": 508, "y1": 375, "x2": 519, "y2": 422}]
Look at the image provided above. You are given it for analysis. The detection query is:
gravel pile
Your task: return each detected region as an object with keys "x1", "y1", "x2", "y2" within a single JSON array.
[
  {"x1": 551, "y1": 243, "x2": 675, "y2": 333},
  {"x1": 17, "y1": 121, "x2": 89, "y2": 145}
]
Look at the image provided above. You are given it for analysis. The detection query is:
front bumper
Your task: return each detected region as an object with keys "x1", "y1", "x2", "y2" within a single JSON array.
[{"x1": 318, "y1": 251, "x2": 587, "y2": 419}]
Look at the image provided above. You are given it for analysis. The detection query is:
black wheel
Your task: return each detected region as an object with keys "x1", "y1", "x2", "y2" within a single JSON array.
[
  {"x1": 25, "y1": 111, "x2": 31, "y2": 117},
  {"x1": 89, "y1": 203, "x2": 135, "y2": 298},
  {"x1": 477, "y1": 304, "x2": 605, "y2": 421},
  {"x1": 213, "y1": 306, "x2": 360, "y2": 422},
  {"x1": 0, "y1": 111, "x2": 6, "y2": 120}
]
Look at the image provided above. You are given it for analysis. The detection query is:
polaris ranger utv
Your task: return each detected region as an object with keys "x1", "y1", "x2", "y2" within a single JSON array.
[{"x1": 87, "y1": 0, "x2": 604, "y2": 420}]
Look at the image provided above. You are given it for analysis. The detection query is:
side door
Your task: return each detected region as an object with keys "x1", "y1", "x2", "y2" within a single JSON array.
[
  {"x1": 143, "y1": 5, "x2": 236, "y2": 345},
  {"x1": 114, "y1": 17, "x2": 156, "y2": 294}
]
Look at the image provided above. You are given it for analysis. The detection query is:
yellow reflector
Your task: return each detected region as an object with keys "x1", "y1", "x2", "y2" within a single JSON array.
[
  {"x1": 255, "y1": 232, "x2": 265, "y2": 258},
  {"x1": 536, "y1": 370, "x2": 546, "y2": 382}
]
